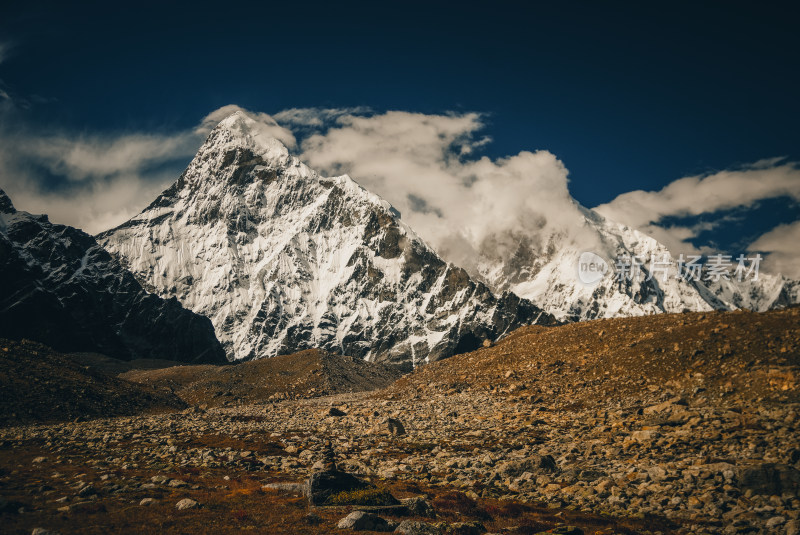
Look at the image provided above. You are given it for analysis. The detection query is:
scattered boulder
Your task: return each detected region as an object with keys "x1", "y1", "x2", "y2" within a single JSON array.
[
  {"x1": 765, "y1": 516, "x2": 786, "y2": 529},
  {"x1": 175, "y1": 498, "x2": 199, "y2": 510},
  {"x1": 263, "y1": 482, "x2": 306, "y2": 494},
  {"x1": 76, "y1": 484, "x2": 96, "y2": 497},
  {"x1": 304, "y1": 469, "x2": 374, "y2": 506},
  {"x1": 336, "y1": 511, "x2": 393, "y2": 531},
  {"x1": 496, "y1": 455, "x2": 557, "y2": 478},
  {"x1": 388, "y1": 418, "x2": 406, "y2": 436},
  {"x1": 328, "y1": 407, "x2": 347, "y2": 417}
]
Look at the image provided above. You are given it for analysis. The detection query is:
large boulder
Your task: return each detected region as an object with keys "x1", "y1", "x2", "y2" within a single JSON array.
[
  {"x1": 737, "y1": 463, "x2": 800, "y2": 495},
  {"x1": 304, "y1": 469, "x2": 373, "y2": 506}
]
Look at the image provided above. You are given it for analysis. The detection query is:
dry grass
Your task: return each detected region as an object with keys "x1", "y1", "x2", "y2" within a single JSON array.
[{"x1": 325, "y1": 487, "x2": 396, "y2": 506}]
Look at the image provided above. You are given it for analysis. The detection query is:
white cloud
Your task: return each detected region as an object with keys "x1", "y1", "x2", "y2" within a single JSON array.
[
  {"x1": 18, "y1": 132, "x2": 199, "y2": 181},
  {"x1": 595, "y1": 162, "x2": 800, "y2": 227},
  {"x1": 6, "y1": 174, "x2": 173, "y2": 234},
  {"x1": 296, "y1": 110, "x2": 595, "y2": 273},
  {"x1": 595, "y1": 161, "x2": 800, "y2": 274},
  {"x1": 273, "y1": 107, "x2": 372, "y2": 128},
  {"x1": 0, "y1": 104, "x2": 287, "y2": 234},
  {"x1": 197, "y1": 104, "x2": 296, "y2": 147},
  {"x1": 748, "y1": 221, "x2": 800, "y2": 278}
]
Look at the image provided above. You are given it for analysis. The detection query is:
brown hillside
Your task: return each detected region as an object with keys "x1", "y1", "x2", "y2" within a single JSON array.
[
  {"x1": 122, "y1": 349, "x2": 403, "y2": 407},
  {"x1": 387, "y1": 307, "x2": 800, "y2": 408},
  {"x1": 0, "y1": 338, "x2": 186, "y2": 426}
]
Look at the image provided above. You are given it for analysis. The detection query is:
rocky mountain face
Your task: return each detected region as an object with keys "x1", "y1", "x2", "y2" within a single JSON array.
[
  {"x1": 0, "y1": 188, "x2": 226, "y2": 363},
  {"x1": 473, "y1": 204, "x2": 800, "y2": 322},
  {"x1": 99, "y1": 112, "x2": 556, "y2": 366}
]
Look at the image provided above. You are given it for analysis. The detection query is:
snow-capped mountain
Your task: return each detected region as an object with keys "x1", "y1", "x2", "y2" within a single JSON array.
[
  {"x1": 0, "y1": 188, "x2": 226, "y2": 363},
  {"x1": 473, "y1": 203, "x2": 799, "y2": 322},
  {"x1": 99, "y1": 112, "x2": 556, "y2": 366}
]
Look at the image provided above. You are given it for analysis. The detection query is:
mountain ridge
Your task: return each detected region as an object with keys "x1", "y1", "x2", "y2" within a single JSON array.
[
  {"x1": 99, "y1": 112, "x2": 557, "y2": 366},
  {"x1": 0, "y1": 187, "x2": 226, "y2": 363}
]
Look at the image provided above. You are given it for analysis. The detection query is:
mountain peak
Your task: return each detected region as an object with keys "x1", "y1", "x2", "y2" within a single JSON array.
[
  {"x1": 206, "y1": 111, "x2": 291, "y2": 165},
  {"x1": 100, "y1": 130, "x2": 556, "y2": 364},
  {"x1": 0, "y1": 188, "x2": 15, "y2": 214}
]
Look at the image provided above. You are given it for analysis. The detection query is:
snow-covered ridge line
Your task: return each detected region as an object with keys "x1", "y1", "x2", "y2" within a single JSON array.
[{"x1": 474, "y1": 199, "x2": 799, "y2": 321}]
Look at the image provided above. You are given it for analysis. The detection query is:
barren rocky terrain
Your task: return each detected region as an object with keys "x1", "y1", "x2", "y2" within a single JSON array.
[{"x1": 1, "y1": 308, "x2": 798, "y2": 534}]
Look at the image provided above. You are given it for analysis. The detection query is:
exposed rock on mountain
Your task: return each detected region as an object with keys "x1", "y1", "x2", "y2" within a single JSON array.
[{"x1": 0, "y1": 188, "x2": 225, "y2": 363}]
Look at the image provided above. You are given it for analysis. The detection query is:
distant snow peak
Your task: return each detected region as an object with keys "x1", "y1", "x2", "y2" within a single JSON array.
[{"x1": 473, "y1": 203, "x2": 799, "y2": 321}]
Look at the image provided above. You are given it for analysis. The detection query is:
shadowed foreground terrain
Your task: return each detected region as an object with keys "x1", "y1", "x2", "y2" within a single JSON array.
[
  {"x1": 0, "y1": 308, "x2": 798, "y2": 534},
  {"x1": 0, "y1": 339, "x2": 186, "y2": 426}
]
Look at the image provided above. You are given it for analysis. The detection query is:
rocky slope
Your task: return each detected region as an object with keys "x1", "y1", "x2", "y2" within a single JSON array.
[
  {"x1": 387, "y1": 306, "x2": 800, "y2": 407},
  {"x1": 99, "y1": 112, "x2": 556, "y2": 366},
  {"x1": 1, "y1": 309, "x2": 797, "y2": 534},
  {"x1": 0, "y1": 338, "x2": 186, "y2": 426},
  {"x1": 0, "y1": 188, "x2": 226, "y2": 363},
  {"x1": 121, "y1": 348, "x2": 403, "y2": 408},
  {"x1": 475, "y1": 205, "x2": 800, "y2": 322}
]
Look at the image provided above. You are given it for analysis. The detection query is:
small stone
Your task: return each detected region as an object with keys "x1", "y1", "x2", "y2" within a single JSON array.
[
  {"x1": 328, "y1": 407, "x2": 347, "y2": 417},
  {"x1": 77, "y1": 484, "x2": 95, "y2": 497},
  {"x1": 175, "y1": 498, "x2": 199, "y2": 510},
  {"x1": 765, "y1": 516, "x2": 786, "y2": 529},
  {"x1": 31, "y1": 529, "x2": 60, "y2": 535},
  {"x1": 168, "y1": 479, "x2": 189, "y2": 488},
  {"x1": 32, "y1": 457, "x2": 48, "y2": 464},
  {"x1": 139, "y1": 498, "x2": 156, "y2": 506}
]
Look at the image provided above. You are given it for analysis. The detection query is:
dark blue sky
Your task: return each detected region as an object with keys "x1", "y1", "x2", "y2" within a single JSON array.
[{"x1": 1, "y1": 0, "x2": 798, "y2": 210}]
